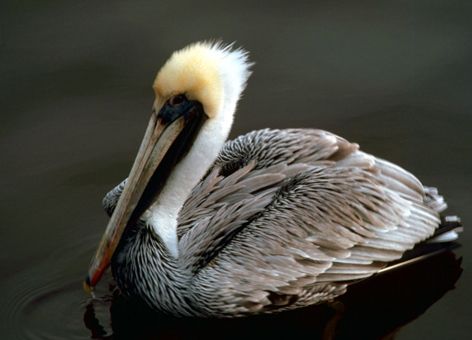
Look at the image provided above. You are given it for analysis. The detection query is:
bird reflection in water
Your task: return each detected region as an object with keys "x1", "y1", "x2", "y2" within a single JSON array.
[{"x1": 84, "y1": 246, "x2": 462, "y2": 340}]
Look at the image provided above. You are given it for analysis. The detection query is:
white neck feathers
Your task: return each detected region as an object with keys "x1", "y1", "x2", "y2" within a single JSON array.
[{"x1": 144, "y1": 42, "x2": 252, "y2": 257}]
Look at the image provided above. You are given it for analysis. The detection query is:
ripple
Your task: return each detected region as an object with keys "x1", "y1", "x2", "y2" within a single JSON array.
[
  {"x1": 1, "y1": 235, "x2": 113, "y2": 340},
  {"x1": 1, "y1": 230, "x2": 463, "y2": 339}
]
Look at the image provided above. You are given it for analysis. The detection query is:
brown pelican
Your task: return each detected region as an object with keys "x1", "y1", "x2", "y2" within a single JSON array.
[{"x1": 85, "y1": 41, "x2": 460, "y2": 317}]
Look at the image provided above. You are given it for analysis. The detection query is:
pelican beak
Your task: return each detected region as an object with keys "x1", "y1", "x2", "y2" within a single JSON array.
[{"x1": 84, "y1": 96, "x2": 206, "y2": 291}]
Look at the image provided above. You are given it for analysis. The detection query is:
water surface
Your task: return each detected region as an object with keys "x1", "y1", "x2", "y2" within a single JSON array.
[{"x1": 1, "y1": 1, "x2": 471, "y2": 339}]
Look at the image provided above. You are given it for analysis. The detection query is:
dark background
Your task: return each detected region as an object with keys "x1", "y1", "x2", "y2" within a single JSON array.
[{"x1": 1, "y1": 1, "x2": 471, "y2": 339}]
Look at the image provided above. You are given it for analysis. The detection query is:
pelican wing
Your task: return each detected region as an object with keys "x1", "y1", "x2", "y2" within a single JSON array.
[{"x1": 177, "y1": 129, "x2": 441, "y2": 316}]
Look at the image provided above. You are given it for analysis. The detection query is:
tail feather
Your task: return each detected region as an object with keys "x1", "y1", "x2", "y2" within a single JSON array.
[
  {"x1": 422, "y1": 186, "x2": 462, "y2": 243},
  {"x1": 380, "y1": 215, "x2": 462, "y2": 274},
  {"x1": 424, "y1": 186, "x2": 448, "y2": 213},
  {"x1": 428, "y1": 215, "x2": 463, "y2": 243}
]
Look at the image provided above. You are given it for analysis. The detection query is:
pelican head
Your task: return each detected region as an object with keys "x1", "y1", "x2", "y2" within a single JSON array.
[{"x1": 85, "y1": 42, "x2": 252, "y2": 289}]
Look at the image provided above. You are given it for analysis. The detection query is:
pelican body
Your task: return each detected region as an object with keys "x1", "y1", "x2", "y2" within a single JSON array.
[{"x1": 86, "y1": 42, "x2": 457, "y2": 317}]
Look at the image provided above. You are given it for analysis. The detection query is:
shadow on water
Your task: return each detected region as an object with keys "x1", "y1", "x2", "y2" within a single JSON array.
[{"x1": 84, "y1": 249, "x2": 462, "y2": 340}]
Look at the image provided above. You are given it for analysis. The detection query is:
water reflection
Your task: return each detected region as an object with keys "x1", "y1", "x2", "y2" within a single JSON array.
[{"x1": 84, "y1": 249, "x2": 461, "y2": 339}]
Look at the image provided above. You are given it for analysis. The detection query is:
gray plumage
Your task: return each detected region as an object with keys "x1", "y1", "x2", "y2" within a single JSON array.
[{"x1": 105, "y1": 128, "x2": 447, "y2": 317}]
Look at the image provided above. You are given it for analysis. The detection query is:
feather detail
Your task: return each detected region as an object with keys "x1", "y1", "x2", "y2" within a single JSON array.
[{"x1": 103, "y1": 128, "x2": 453, "y2": 317}]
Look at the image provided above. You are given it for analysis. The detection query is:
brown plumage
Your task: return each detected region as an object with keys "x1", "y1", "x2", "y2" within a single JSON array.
[
  {"x1": 105, "y1": 128, "x2": 450, "y2": 317},
  {"x1": 89, "y1": 42, "x2": 459, "y2": 318}
]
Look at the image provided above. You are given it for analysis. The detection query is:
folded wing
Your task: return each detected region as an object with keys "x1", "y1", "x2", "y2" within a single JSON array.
[{"x1": 176, "y1": 128, "x2": 442, "y2": 316}]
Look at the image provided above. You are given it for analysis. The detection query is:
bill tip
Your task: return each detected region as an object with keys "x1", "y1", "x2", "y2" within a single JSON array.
[{"x1": 83, "y1": 276, "x2": 93, "y2": 294}]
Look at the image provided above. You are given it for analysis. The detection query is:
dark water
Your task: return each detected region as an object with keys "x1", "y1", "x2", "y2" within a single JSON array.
[{"x1": 1, "y1": 1, "x2": 471, "y2": 339}]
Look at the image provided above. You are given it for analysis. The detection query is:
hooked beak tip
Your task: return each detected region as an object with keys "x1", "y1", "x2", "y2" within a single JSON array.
[{"x1": 83, "y1": 276, "x2": 93, "y2": 294}]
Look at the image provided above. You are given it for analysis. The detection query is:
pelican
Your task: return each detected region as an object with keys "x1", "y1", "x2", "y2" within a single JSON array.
[{"x1": 85, "y1": 42, "x2": 460, "y2": 317}]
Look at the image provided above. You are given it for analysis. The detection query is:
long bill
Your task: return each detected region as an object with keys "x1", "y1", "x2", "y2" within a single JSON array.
[{"x1": 84, "y1": 100, "x2": 205, "y2": 291}]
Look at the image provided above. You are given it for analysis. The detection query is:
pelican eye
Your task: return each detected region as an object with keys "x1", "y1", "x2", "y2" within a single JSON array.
[
  {"x1": 158, "y1": 94, "x2": 199, "y2": 123},
  {"x1": 169, "y1": 94, "x2": 187, "y2": 106}
]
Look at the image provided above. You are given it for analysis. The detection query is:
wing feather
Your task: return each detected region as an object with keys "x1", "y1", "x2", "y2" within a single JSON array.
[{"x1": 175, "y1": 128, "x2": 442, "y2": 316}]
